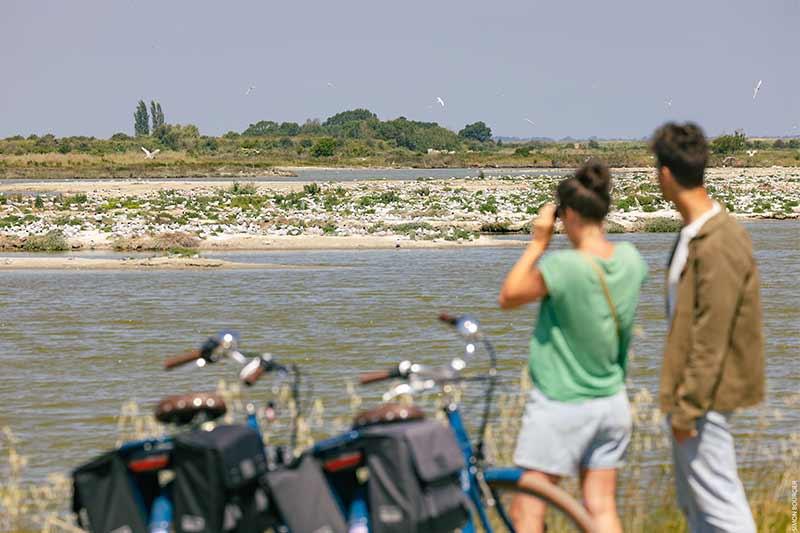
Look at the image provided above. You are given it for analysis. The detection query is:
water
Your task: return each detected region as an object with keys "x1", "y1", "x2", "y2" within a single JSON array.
[
  {"x1": 1, "y1": 221, "x2": 797, "y2": 481},
  {"x1": 0, "y1": 167, "x2": 571, "y2": 187}
]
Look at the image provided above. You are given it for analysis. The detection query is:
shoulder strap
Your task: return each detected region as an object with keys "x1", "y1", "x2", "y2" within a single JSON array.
[{"x1": 581, "y1": 252, "x2": 622, "y2": 340}]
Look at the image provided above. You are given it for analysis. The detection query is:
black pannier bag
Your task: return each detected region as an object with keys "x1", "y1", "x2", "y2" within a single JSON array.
[
  {"x1": 264, "y1": 452, "x2": 348, "y2": 533},
  {"x1": 359, "y1": 419, "x2": 469, "y2": 533},
  {"x1": 72, "y1": 449, "x2": 156, "y2": 533},
  {"x1": 171, "y1": 424, "x2": 276, "y2": 533}
]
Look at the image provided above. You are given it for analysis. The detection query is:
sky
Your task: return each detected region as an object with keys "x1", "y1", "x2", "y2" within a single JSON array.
[{"x1": 2, "y1": 0, "x2": 799, "y2": 140}]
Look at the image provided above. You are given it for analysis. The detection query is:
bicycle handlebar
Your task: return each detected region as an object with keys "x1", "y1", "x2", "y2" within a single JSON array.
[
  {"x1": 438, "y1": 312, "x2": 458, "y2": 325},
  {"x1": 163, "y1": 348, "x2": 203, "y2": 370}
]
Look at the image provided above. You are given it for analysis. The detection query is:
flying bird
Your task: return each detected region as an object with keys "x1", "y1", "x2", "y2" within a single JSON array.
[
  {"x1": 524, "y1": 118, "x2": 535, "y2": 126},
  {"x1": 753, "y1": 80, "x2": 763, "y2": 100},
  {"x1": 326, "y1": 81, "x2": 336, "y2": 89},
  {"x1": 664, "y1": 98, "x2": 672, "y2": 110},
  {"x1": 746, "y1": 149, "x2": 758, "y2": 157},
  {"x1": 245, "y1": 85, "x2": 256, "y2": 96},
  {"x1": 436, "y1": 96, "x2": 445, "y2": 107},
  {"x1": 141, "y1": 147, "x2": 161, "y2": 159}
]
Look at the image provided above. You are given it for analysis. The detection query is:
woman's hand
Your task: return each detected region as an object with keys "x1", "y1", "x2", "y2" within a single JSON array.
[
  {"x1": 498, "y1": 203, "x2": 553, "y2": 310},
  {"x1": 531, "y1": 203, "x2": 557, "y2": 248}
]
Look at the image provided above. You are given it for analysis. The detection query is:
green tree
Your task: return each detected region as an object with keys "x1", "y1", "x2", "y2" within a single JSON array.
[
  {"x1": 134, "y1": 100, "x2": 149, "y2": 136},
  {"x1": 243, "y1": 120, "x2": 280, "y2": 136},
  {"x1": 278, "y1": 122, "x2": 301, "y2": 136},
  {"x1": 710, "y1": 131, "x2": 747, "y2": 154},
  {"x1": 323, "y1": 109, "x2": 378, "y2": 127},
  {"x1": 458, "y1": 121, "x2": 492, "y2": 142},
  {"x1": 310, "y1": 137, "x2": 337, "y2": 157},
  {"x1": 150, "y1": 101, "x2": 165, "y2": 130},
  {"x1": 153, "y1": 123, "x2": 199, "y2": 150}
]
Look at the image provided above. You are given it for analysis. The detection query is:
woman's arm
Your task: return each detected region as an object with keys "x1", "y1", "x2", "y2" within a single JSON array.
[{"x1": 498, "y1": 204, "x2": 556, "y2": 310}]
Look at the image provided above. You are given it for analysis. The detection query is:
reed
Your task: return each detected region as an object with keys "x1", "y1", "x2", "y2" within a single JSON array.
[{"x1": 2, "y1": 375, "x2": 797, "y2": 531}]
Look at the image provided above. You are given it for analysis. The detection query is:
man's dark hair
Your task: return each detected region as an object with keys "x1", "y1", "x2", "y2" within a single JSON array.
[{"x1": 650, "y1": 122, "x2": 709, "y2": 188}]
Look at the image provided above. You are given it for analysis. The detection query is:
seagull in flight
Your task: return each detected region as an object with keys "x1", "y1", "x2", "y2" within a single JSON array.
[
  {"x1": 327, "y1": 81, "x2": 336, "y2": 89},
  {"x1": 753, "y1": 80, "x2": 763, "y2": 101},
  {"x1": 245, "y1": 85, "x2": 256, "y2": 96},
  {"x1": 524, "y1": 118, "x2": 535, "y2": 126},
  {"x1": 664, "y1": 98, "x2": 672, "y2": 110},
  {"x1": 436, "y1": 96, "x2": 445, "y2": 107},
  {"x1": 141, "y1": 147, "x2": 161, "y2": 159},
  {"x1": 746, "y1": 149, "x2": 758, "y2": 157}
]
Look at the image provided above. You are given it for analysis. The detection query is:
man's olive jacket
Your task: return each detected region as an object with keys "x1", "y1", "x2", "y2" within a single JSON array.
[{"x1": 660, "y1": 210, "x2": 765, "y2": 431}]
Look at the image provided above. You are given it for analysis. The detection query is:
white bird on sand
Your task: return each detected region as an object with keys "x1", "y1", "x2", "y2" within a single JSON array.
[
  {"x1": 524, "y1": 118, "x2": 535, "y2": 126},
  {"x1": 141, "y1": 147, "x2": 161, "y2": 159},
  {"x1": 746, "y1": 149, "x2": 758, "y2": 157},
  {"x1": 436, "y1": 96, "x2": 445, "y2": 107},
  {"x1": 753, "y1": 80, "x2": 762, "y2": 100},
  {"x1": 245, "y1": 85, "x2": 256, "y2": 96}
]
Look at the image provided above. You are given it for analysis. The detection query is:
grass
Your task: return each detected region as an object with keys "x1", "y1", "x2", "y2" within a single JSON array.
[
  {"x1": 2, "y1": 372, "x2": 797, "y2": 532},
  {"x1": 112, "y1": 231, "x2": 199, "y2": 252},
  {"x1": 21, "y1": 231, "x2": 69, "y2": 252},
  {"x1": 641, "y1": 217, "x2": 683, "y2": 233}
]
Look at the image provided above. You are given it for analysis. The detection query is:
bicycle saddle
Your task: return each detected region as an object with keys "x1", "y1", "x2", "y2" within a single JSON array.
[
  {"x1": 154, "y1": 392, "x2": 227, "y2": 426},
  {"x1": 352, "y1": 403, "x2": 425, "y2": 429}
]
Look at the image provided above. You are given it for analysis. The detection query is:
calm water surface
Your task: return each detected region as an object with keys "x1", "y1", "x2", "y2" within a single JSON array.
[
  {"x1": 0, "y1": 167, "x2": 571, "y2": 188},
  {"x1": 1, "y1": 221, "x2": 797, "y2": 481}
]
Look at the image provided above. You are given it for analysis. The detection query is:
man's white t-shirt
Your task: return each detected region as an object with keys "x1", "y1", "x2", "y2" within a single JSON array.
[{"x1": 667, "y1": 202, "x2": 721, "y2": 324}]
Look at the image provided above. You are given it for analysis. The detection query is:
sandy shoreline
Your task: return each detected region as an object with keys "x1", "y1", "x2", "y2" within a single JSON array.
[{"x1": 0, "y1": 255, "x2": 316, "y2": 270}]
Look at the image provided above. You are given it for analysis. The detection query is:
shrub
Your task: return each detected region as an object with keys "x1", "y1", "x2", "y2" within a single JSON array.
[
  {"x1": 479, "y1": 196, "x2": 498, "y2": 214},
  {"x1": 310, "y1": 138, "x2": 337, "y2": 157},
  {"x1": 479, "y1": 221, "x2": 514, "y2": 233},
  {"x1": 711, "y1": 131, "x2": 747, "y2": 154},
  {"x1": 227, "y1": 182, "x2": 258, "y2": 195},
  {"x1": 23, "y1": 230, "x2": 69, "y2": 251},
  {"x1": 641, "y1": 217, "x2": 682, "y2": 233},
  {"x1": 514, "y1": 146, "x2": 531, "y2": 157},
  {"x1": 113, "y1": 232, "x2": 199, "y2": 251},
  {"x1": 303, "y1": 183, "x2": 321, "y2": 196}
]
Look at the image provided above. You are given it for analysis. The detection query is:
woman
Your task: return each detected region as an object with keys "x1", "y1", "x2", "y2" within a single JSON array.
[{"x1": 498, "y1": 160, "x2": 647, "y2": 533}]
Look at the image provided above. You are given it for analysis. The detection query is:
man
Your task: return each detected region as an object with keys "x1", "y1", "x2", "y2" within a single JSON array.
[{"x1": 651, "y1": 122, "x2": 765, "y2": 532}]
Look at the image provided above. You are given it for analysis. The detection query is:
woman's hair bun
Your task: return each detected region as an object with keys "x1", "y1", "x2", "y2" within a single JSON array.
[
  {"x1": 554, "y1": 159, "x2": 612, "y2": 221},
  {"x1": 576, "y1": 159, "x2": 611, "y2": 196}
]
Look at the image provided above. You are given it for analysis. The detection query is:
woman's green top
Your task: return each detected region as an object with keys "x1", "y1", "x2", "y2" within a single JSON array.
[{"x1": 530, "y1": 242, "x2": 648, "y2": 401}]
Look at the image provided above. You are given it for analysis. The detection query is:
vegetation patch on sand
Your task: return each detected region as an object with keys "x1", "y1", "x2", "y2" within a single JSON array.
[{"x1": 0, "y1": 168, "x2": 798, "y2": 251}]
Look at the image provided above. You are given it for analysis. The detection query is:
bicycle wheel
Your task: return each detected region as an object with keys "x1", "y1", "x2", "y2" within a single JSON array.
[{"x1": 482, "y1": 476, "x2": 595, "y2": 532}]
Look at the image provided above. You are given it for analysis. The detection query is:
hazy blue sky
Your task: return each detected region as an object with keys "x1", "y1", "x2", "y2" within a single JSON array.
[{"x1": 2, "y1": 0, "x2": 799, "y2": 139}]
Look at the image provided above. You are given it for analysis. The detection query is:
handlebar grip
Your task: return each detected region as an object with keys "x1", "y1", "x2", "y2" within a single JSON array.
[
  {"x1": 164, "y1": 349, "x2": 203, "y2": 370},
  {"x1": 438, "y1": 312, "x2": 458, "y2": 325},
  {"x1": 359, "y1": 370, "x2": 394, "y2": 385},
  {"x1": 242, "y1": 364, "x2": 266, "y2": 386}
]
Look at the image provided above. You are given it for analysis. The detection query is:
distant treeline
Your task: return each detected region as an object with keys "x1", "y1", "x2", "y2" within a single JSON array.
[{"x1": 1, "y1": 108, "x2": 798, "y2": 167}]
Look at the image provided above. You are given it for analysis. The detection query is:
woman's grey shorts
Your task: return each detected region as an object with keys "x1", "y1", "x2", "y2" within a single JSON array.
[{"x1": 513, "y1": 387, "x2": 632, "y2": 477}]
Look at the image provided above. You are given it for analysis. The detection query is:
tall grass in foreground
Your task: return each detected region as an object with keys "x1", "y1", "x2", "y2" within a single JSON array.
[{"x1": 2, "y1": 375, "x2": 798, "y2": 532}]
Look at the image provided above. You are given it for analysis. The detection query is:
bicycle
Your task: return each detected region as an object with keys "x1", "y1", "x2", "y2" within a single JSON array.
[
  {"x1": 72, "y1": 331, "x2": 301, "y2": 533},
  {"x1": 309, "y1": 313, "x2": 596, "y2": 532}
]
